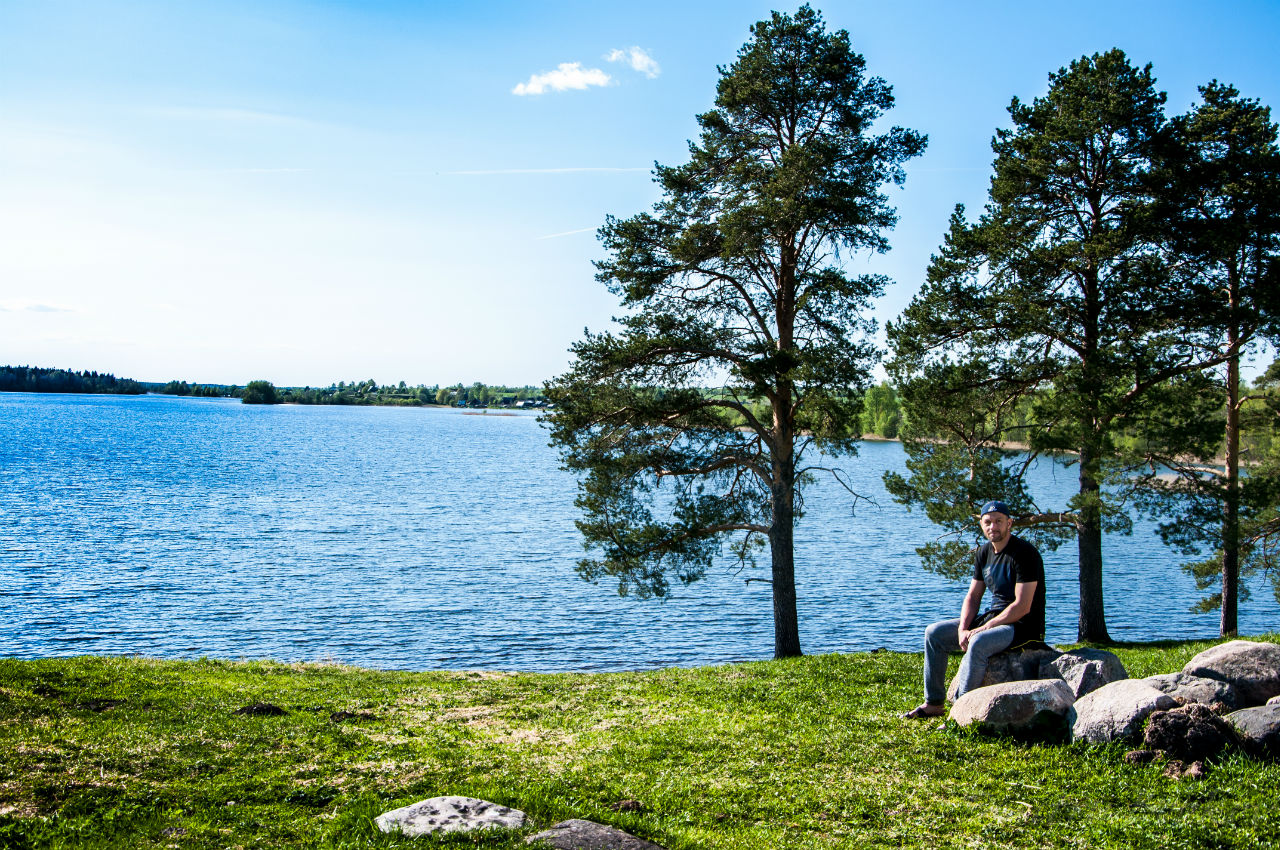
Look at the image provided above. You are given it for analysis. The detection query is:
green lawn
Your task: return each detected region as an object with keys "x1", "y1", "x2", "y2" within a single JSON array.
[{"x1": 2, "y1": 638, "x2": 1277, "y2": 849}]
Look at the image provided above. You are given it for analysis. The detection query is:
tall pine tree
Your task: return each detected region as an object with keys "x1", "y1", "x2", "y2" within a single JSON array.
[
  {"x1": 888, "y1": 50, "x2": 1227, "y2": 642},
  {"x1": 545, "y1": 6, "x2": 924, "y2": 658},
  {"x1": 1135, "y1": 82, "x2": 1280, "y2": 634}
]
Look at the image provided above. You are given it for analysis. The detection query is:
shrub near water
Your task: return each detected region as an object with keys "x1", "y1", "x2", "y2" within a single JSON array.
[{"x1": 1, "y1": 642, "x2": 1278, "y2": 849}]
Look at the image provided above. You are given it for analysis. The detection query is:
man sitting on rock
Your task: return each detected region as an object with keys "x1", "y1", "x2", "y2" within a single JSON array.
[{"x1": 904, "y1": 500, "x2": 1047, "y2": 719}]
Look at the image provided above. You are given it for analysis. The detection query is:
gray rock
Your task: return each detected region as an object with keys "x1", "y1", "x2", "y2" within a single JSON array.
[
  {"x1": 1069, "y1": 680, "x2": 1178, "y2": 744},
  {"x1": 1225, "y1": 703, "x2": 1280, "y2": 758},
  {"x1": 950, "y1": 678, "x2": 1075, "y2": 734},
  {"x1": 1270, "y1": 695, "x2": 1280, "y2": 707},
  {"x1": 946, "y1": 648, "x2": 1062, "y2": 702},
  {"x1": 1143, "y1": 672, "x2": 1240, "y2": 710},
  {"x1": 525, "y1": 819, "x2": 667, "y2": 849},
  {"x1": 1043, "y1": 648, "x2": 1127, "y2": 699},
  {"x1": 1183, "y1": 640, "x2": 1280, "y2": 707},
  {"x1": 376, "y1": 796, "x2": 526, "y2": 837}
]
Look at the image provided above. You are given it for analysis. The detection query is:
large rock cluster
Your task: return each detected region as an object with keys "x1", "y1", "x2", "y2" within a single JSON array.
[{"x1": 948, "y1": 639, "x2": 1280, "y2": 774}]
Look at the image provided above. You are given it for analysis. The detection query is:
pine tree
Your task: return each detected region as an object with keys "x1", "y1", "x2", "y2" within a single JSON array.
[
  {"x1": 887, "y1": 50, "x2": 1225, "y2": 642},
  {"x1": 545, "y1": 6, "x2": 924, "y2": 658}
]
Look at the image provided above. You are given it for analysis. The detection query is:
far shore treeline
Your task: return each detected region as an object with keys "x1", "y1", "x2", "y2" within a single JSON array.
[
  {"x1": 0, "y1": 365, "x2": 548, "y2": 410},
  {"x1": 8, "y1": 363, "x2": 1280, "y2": 450}
]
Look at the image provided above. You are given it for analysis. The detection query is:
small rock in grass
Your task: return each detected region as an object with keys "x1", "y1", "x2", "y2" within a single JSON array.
[
  {"x1": 1124, "y1": 749, "x2": 1160, "y2": 765},
  {"x1": 76, "y1": 698, "x2": 126, "y2": 712},
  {"x1": 1161, "y1": 759, "x2": 1206, "y2": 780},
  {"x1": 608, "y1": 799, "x2": 645, "y2": 812},
  {"x1": 525, "y1": 819, "x2": 667, "y2": 849},
  {"x1": 234, "y1": 703, "x2": 287, "y2": 716},
  {"x1": 376, "y1": 796, "x2": 525, "y2": 837}
]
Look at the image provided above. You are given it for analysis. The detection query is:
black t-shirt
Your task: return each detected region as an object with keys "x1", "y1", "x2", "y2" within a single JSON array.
[{"x1": 972, "y1": 534, "x2": 1046, "y2": 647}]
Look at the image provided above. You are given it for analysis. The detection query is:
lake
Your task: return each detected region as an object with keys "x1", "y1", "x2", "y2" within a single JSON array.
[{"x1": 1, "y1": 392, "x2": 1275, "y2": 672}]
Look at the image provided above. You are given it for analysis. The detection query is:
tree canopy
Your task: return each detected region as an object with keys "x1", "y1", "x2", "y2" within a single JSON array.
[
  {"x1": 1132, "y1": 82, "x2": 1280, "y2": 633},
  {"x1": 886, "y1": 50, "x2": 1243, "y2": 642},
  {"x1": 545, "y1": 5, "x2": 924, "y2": 658},
  {"x1": 240, "y1": 380, "x2": 280, "y2": 405}
]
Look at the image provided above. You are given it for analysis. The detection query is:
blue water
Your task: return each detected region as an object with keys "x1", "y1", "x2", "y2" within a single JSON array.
[{"x1": 1, "y1": 392, "x2": 1275, "y2": 672}]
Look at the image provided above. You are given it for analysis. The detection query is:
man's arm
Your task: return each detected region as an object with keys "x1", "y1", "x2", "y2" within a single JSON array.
[
  {"x1": 966, "y1": 581, "x2": 1037, "y2": 642},
  {"x1": 956, "y1": 579, "x2": 985, "y2": 651}
]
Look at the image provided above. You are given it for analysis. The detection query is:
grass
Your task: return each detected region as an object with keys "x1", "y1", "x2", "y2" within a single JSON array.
[{"x1": 2, "y1": 637, "x2": 1278, "y2": 849}]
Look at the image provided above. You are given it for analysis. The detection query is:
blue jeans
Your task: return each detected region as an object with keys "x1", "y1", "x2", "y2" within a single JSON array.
[{"x1": 923, "y1": 618, "x2": 1014, "y2": 705}]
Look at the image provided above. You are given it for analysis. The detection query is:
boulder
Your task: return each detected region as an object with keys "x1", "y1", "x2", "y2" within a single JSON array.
[
  {"x1": 525, "y1": 819, "x2": 667, "y2": 849},
  {"x1": 1183, "y1": 640, "x2": 1280, "y2": 707},
  {"x1": 946, "y1": 648, "x2": 1062, "y2": 702},
  {"x1": 1141, "y1": 703, "x2": 1236, "y2": 763},
  {"x1": 1142, "y1": 672, "x2": 1239, "y2": 710},
  {"x1": 1069, "y1": 680, "x2": 1178, "y2": 744},
  {"x1": 1270, "y1": 694, "x2": 1280, "y2": 707},
  {"x1": 1225, "y1": 704, "x2": 1280, "y2": 759},
  {"x1": 376, "y1": 797, "x2": 526, "y2": 837},
  {"x1": 1043, "y1": 648, "x2": 1127, "y2": 699},
  {"x1": 950, "y1": 678, "x2": 1075, "y2": 734}
]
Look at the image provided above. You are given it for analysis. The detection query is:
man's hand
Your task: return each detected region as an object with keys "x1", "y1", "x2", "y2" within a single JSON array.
[{"x1": 958, "y1": 627, "x2": 973, "y2": 651}]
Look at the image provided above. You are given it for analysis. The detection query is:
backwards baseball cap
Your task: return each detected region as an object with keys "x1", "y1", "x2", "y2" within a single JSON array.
[{"x1": 980, "y1": 500, "x2": 1011, "y2": 517}]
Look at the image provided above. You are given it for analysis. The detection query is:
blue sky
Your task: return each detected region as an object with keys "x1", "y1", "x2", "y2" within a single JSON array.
[{"x1": 3, "y1": 0, "x2": 1278, "y2": 386}]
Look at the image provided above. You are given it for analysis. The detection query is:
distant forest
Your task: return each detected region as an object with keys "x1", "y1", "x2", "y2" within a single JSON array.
[
  {"x1": 259, "y1": 380, "x2": 549, "y2": 408},
  {"x1": 0, "y1": 365, "x2": 145, "y2": 395},
  {"x1": 0, "y1": 366, "x2": 548, "y2": 409}
]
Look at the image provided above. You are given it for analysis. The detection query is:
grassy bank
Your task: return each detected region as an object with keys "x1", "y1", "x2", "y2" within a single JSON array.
[{"x1": 2, "y1": 639, "x2": 1278, "y2": 849}]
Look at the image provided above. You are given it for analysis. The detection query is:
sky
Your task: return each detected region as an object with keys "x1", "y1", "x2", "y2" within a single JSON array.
[{"x1": 2, "y1": 0, "x2": 1279, "y2": 388}]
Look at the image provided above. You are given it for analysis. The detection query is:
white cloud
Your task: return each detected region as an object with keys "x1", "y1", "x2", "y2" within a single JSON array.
[
  {"x1": 606, "y1": 47, "x2": 660, "y2": 79},
  {"x1": 512, "y1": 62, "x2": 611, "y2": 96}
]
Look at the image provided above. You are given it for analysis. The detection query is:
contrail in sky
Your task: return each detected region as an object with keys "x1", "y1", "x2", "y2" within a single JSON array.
[
  {"x1": 442, "y1": 167, "x2": 647, "y2": 175},
  {"x1": 537, "y1": 227, "x2": 597, "y2": 240}
]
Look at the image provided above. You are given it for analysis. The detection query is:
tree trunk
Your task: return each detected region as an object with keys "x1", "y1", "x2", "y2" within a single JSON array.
[
  {"x1": 1076, "y1": 442, "x2": 1112, "y2": 643},
  {"x1": 769, "y1": 486, "x2": 802, "y2": 659},
  {"x1": 768, "y1": 241, "x2": 802, "y2": 659},
  {"x1": 768, "y1": 427, "x2": 802, "y2": 658},
  {"x1": 1076, "y1": 265, "x2": 1111, "y2": 644},
  {"x1": 1221, "y1": 286, "x2": 1242, "y2": 637}
]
